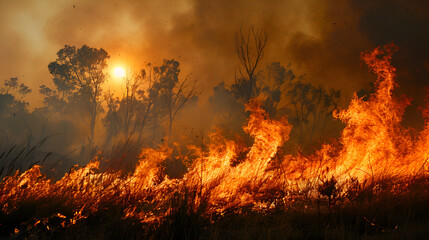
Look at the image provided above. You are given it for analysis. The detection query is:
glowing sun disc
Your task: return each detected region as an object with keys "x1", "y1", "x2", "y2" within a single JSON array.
[{"x1": 113, "y1": 66, "x2": 126, "y2": 78}]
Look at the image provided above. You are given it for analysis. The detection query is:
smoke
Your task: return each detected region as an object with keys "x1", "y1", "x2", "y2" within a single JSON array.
[
  {"x1": 0, "y1": 0, "x2": 428, "y2": 155},
  {"x1": 0, "y1": 0, "x2": 426, "y2": 100},
  {"x1": 354, "y1": 0, "x2": 429, "y2": 127}
]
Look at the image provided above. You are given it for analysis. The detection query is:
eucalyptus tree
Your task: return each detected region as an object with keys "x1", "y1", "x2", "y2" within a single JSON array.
[{"x1": 48, "y1": 45, "x2": 109, "y2": 151}]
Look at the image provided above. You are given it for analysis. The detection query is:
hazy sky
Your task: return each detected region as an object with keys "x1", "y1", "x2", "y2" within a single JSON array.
[{"x1": 1, "y1": 0, "x2": 428, "y2": 109}]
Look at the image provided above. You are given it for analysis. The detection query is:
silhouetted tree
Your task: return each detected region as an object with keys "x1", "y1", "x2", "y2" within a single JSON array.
[
  {"x1": 35, "y1": 84, "x2": 67, "y2": 139},
  {"x1": 220, "y1": 26, "x2": 343, "y2": 152},
  {"x1": 0, "y1": 77, "x2": 31, "y2": 117},
  {"x1": 153, "y1": 59, "x2": 197, "y2": 143},
  {"x1": 104, "y1": 65, "x2": 160, "y2": 144},
  {"x1": 287, "y1": 82, "x2": 341, "y2": 147},
  {"x1": 48, "y1": 45, "x2": 109, "y2": 153},
  {"x1": 260, "y1": 62, "x2": 297, "y2": 116},
  {"x1": 208, "y1": 82, "x2": 245, "y2": 136},
  {"x1": 0, "y1": 77, "x2": 33, "y2": 146},
  {"x1": 232, "y1": 26, "x2": 267, "y2": 103}
]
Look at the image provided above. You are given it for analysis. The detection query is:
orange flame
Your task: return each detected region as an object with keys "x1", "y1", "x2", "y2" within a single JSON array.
[{"x1": 1, "y1": 43, "x2": 429, "y2": 228}]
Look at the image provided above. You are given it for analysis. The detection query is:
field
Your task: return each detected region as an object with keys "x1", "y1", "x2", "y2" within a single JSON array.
[{"x1": 1, "y1": 43, "x2": 429, "y2": 240}]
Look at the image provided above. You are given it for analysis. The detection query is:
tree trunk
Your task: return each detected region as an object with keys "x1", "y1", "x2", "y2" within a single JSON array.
[
  {"x1": 168, "y1": 117, "x2": 173, "y2": 146},
  {"x1": 89, "y1": 111, "x2": 96, "y2": 157}
]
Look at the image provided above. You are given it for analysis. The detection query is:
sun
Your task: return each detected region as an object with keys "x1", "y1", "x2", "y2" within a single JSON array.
[{"x1": 113, "y1": 66, "x2": 126, "y2": 79}]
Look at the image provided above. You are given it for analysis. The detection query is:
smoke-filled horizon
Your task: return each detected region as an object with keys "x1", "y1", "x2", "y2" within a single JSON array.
[
  {"x1": 0, "y1": 0, "x2": 428, "y2": 164},
  {"x1": 1, "y1": 0, "x2": 428, "y2": 105}
]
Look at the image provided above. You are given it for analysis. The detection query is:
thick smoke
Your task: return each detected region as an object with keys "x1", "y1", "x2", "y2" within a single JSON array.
[
  {"x1": 0, "y1": 0, "x2": 428, "y2": 171},
  {"x1": 1, "y1": 0, "x2": 427, "y2": 101}
]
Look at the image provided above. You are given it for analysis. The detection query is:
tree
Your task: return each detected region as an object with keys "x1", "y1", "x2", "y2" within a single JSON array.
[
  {"x1": 286, "y1": 82, "x2": 341, "y2": 148},
  {"x1": 232, "y1": 26, "x2": 267, "y2": 103},
  {"x1": 209, "y1": 83, "x2": 244, "y2": 126},
  {"x1": 48, "y1": 45, "x2": 109, "y2": 152},
  {"x1": 35, "y1": 84, "x2": 67, "y2": 140},
  {"x1": 153, "y1": 59, "x2": 198, "y2": 143},
  {"x1": 0, "y1": 77, "x2": 32, "y2": 117},
  {"x1": 104, "y1": 65, "x2": 159, "y2": 144},
  {"x1": 226, "y1": 26, "x2": 342, "y2": 152},
  {"x1": 260, "y1": 62, "x2": 297, "y2": 116},
  {"x1": 0, "y1": 77, "x2": 33, "y2": 146}
]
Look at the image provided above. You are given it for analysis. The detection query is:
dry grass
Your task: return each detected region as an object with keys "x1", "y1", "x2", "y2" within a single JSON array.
[{"x1": 1, "y1": 171, "x2": 429, "y2": 240}]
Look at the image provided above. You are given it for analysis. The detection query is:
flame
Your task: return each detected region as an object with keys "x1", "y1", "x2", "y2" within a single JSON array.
[
  {"x1": 331, "y1": 43, "x2": 413, "y2": 180},
  {"x1": 2, "y1": 43, "x2": 429, "y2": 230}
]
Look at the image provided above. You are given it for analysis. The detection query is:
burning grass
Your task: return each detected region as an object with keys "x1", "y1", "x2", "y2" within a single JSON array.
[{"x1": 2, "y1": 44, "x2": 429, "y2": 239}]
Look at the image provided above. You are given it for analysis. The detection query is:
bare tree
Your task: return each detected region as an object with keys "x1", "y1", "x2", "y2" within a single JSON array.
[
  {"x1": 233, "y1": 26, "x2": 267, "y2": 103},
  {"x1": 104, "y1": 65, "x2": 158, "y2": 145}
]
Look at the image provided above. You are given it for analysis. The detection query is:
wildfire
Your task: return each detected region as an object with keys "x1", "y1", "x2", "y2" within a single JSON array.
[{"x1": 1, "y1": 43, "x2": 429, "y2": 231}]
